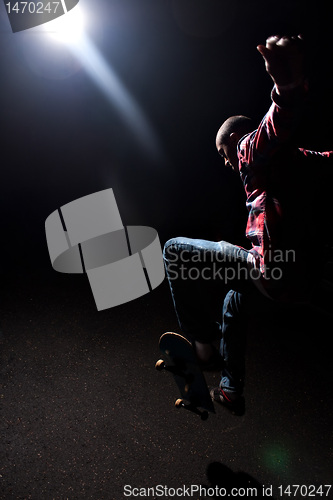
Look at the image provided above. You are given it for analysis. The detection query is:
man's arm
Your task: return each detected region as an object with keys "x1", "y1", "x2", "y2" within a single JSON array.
[{"x1": 239, "y1": 35, "x2": 308, "y2": 169}]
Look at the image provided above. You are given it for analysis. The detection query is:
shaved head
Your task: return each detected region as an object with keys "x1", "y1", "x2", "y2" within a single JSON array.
[
  {"x1": 216, "y1": 115, "x2": 253, "y2": 149},
  {"x1": 215, "y1": 115, "x2": 253, "y2": 170}
]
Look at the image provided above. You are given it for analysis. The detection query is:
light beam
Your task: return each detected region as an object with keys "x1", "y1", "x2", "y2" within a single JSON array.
[
  {"x1": 44, "y1": 7, "x2": 163, "y2": 162},
  {"x1": 43, "y1": 4, "x2": 85, "y2": 45}
]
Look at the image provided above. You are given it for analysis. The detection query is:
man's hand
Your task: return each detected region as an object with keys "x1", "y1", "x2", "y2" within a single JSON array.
[{"x1": 257, "y1": 35, "x2": 305, "y2": 89}]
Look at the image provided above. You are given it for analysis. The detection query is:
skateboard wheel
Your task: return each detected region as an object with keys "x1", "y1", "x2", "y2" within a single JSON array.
[
  {"x1": 155, "y1": 359, "x2": 165, "y2": 371},
  {"x1": 175, "y1": 398, "x2": 184, "y2": 409}
]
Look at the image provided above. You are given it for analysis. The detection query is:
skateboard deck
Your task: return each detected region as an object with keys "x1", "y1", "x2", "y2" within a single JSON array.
[{"x1": 156, "y1": 332, "x2": 215, "y2": 419}]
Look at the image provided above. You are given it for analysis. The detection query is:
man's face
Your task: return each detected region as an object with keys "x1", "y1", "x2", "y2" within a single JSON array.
[{"x1": 217, "y1": 143, "x2": 236, "y2": 170}]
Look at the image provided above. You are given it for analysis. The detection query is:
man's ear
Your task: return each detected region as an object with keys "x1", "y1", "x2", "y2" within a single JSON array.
[{"x1": 229, "y1": 132, "x2": 239, "y2": 144}]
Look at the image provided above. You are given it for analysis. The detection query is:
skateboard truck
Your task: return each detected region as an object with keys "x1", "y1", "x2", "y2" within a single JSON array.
[
  {"x1": 155, "y1": 333, "x2": 215, "y2": 419},
  {"x1": 156, "y1": 359, "x2": 208, "y2": 419},
  {"x1": 174, "y1": 398, "x2": 209, "y2": 420},
  {"x1": 155, "y1": 359, "x2": 195, "y2": 384}
]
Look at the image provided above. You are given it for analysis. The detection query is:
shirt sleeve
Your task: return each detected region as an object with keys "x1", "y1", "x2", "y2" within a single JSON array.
[
  {"x1": 299, "y1": 149, "x2": 333, "y2": 160},
  {"x1": 238, "y1": 83, "x2": 308, "y2": 170}
]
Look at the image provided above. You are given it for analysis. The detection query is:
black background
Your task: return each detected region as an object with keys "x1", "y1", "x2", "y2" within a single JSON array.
[
  {"x1": 1, "y1": 0, "x2": 333, "y2": 273},
  {"x1": 1, "y1": 2, "x2": 333, "y2": 498}
]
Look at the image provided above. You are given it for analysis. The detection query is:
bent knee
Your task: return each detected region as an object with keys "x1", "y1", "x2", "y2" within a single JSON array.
[{"x1": 163, "y1": 237, "x2": 184, "y2": 261}]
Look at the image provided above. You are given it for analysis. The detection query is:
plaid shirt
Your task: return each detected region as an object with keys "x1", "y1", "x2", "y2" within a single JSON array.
[{"x1": 237, "y1": 85, "x2": 333, "y2": 290}]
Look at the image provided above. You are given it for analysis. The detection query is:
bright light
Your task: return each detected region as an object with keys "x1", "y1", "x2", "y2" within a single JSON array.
[
  {"x1": 69, "y1": 35, "x2": 163, "y2": 161},
  {"x1": 39, "y1": 5, "x2": 163, "y2": 162},
  {"x1": 44, "y1": 7, "x2": 84, "y2": 45}
]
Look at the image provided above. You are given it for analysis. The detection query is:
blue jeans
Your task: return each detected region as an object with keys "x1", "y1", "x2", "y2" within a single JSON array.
[{"x1": 163, "y1": 237, "x2": 270, "y2": 397}]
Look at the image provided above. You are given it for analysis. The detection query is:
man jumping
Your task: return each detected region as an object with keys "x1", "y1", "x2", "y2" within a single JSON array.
[{"x1": 163, "y1": 35, "x2": 333, "y2": 415}]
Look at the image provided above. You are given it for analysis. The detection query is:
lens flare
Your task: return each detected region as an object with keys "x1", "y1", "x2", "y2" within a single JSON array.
[
  {"x1": 40, "y1": 5, "x2": 163, "y2": 161},
  {"x1": 44, "y1": 6, "x2": 84, "y2": 44}
]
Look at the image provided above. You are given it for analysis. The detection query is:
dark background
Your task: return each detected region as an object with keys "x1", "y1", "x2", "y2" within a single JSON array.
[
  {"x1": 1, "y1": 0, "x2": 333, "y2": 272},
  {"x1": 0, "y1": 1, "x2": 333, "y2": 498}
]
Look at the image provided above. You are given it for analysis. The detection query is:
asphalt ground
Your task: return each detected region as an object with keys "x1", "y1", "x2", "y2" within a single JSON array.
[{"x1": 0, "y1": 265, "x2": 332, "y2": 500}]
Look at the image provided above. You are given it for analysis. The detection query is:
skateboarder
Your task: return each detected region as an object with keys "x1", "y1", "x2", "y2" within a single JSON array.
[{"x1": 163, "y1": 35, "x2": 333, "y2": 415}]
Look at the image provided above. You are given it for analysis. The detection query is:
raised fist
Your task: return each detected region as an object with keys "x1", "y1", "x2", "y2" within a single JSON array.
[{"x1": 257, "y1": 35, "x2": 305, "y2": 88}]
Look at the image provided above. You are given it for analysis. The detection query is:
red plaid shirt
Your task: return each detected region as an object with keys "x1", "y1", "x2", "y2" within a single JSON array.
[{"x1": 237, "y1": 84, "x2": 333, "y2": 294}]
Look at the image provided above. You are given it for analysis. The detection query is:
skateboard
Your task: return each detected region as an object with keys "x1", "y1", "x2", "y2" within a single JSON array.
[{"x1": 155, "y1": 332, "x2": 215, "y2": 420}]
